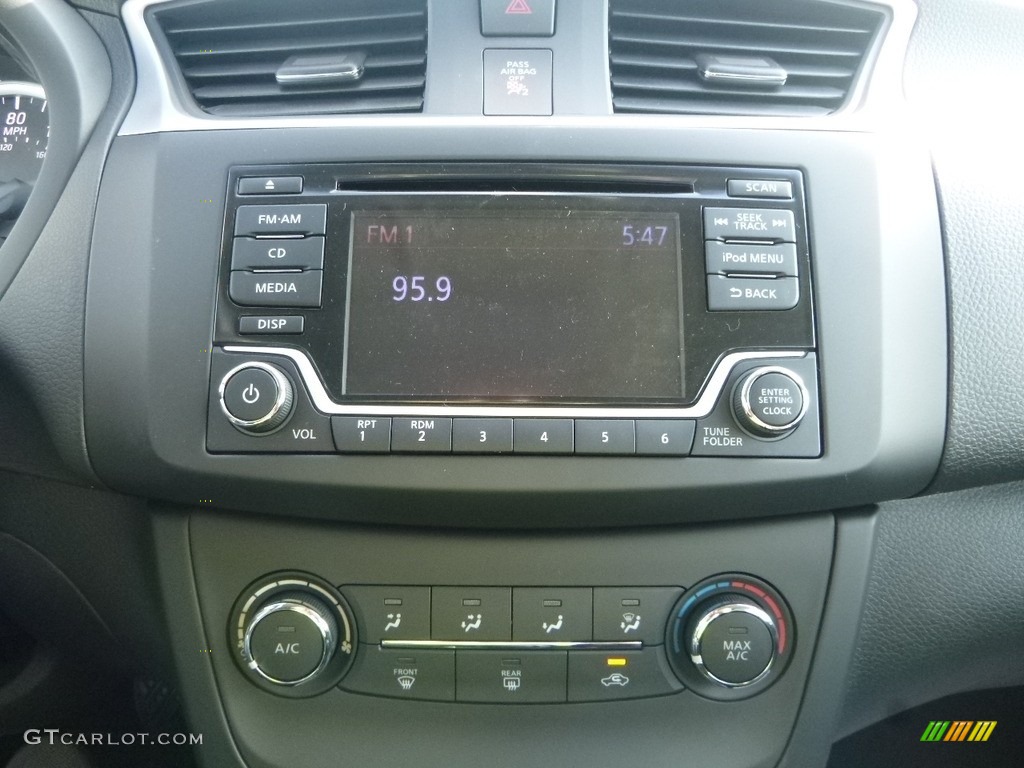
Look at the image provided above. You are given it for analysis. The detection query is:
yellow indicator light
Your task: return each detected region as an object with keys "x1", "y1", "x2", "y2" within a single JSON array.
[{"x1": 606, "y1": 658, "x2": 628, "y2": 667}]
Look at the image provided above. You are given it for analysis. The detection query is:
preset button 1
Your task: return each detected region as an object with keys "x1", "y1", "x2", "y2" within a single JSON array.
[{"x1": 332, "y1": 417, "x2": 392, "y2": 453}]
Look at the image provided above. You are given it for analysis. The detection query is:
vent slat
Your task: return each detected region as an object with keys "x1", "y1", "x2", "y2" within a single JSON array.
[
  {"x1": 193, "y1": 75, "x2": 427, "y2": 102},
  {"x1": 609, "y1": 0, "x2": 886, "y2": 117},
  {"x1": 153, "y1": 0, "x2": 428, "y2": 117},
  {"x1": 183, "y1": 54, "x2": 427, "y2": 82},
  {"x1": 612, "y1": 75, "x2": 846, "y2": 101}
]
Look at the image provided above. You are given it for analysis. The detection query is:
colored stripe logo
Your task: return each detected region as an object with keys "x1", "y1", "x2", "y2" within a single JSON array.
[{"x1": 921, "y1": 721, "x2": 996, "y2": 742}]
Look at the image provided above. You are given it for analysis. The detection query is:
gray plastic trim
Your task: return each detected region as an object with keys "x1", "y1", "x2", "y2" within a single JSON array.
[
  {"x1": 118, "y1": 0, "x2": 916, "y2": 136},
  {"x1": 0, "y1": 0, "x2": 111, "y2": 299},
  {"x1": 222, "y1": 345, "x2": 805, "y2": 419}
]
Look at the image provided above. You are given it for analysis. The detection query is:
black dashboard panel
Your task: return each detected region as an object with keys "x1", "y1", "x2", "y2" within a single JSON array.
[{"x1": 6, "y1": 0, "x2": 1024, "y2": 766}]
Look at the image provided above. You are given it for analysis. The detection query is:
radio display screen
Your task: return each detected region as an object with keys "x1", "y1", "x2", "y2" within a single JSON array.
[{"x1": 342, "y1": 208, "x2": 684, "y2": 401}]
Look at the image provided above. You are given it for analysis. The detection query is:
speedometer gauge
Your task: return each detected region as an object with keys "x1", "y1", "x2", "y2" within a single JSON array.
[{"x1": 0, "y1": 88, "x2": 48, "y2": 184}]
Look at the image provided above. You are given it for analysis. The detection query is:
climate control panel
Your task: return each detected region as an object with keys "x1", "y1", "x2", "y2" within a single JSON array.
[{"x1": 230, "y1": 573, "x2": 793, "y2": 703}]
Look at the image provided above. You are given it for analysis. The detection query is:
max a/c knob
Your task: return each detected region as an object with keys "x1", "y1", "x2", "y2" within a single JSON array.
[
  {"x1": 219, "y1": 361, "x2": 294, "y2": 434},
  {"x1": 687, "y1": 596, "x2": 777, "y2": 687},
  {"x1": 732, "y1": 366, "x2": 809, "y2": 438}
]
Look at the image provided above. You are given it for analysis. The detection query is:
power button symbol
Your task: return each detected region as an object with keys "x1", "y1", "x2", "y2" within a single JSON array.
[
  {"x1": 242, "y1": 382, "x2": 261, "y2": 404},
  {"x1": 219, "y1": 363, "x2": 294, "y2": 435}
]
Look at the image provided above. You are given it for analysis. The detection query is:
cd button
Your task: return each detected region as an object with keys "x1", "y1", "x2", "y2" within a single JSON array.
[
  {"x1": 332, "y1": 417, "x2": 392, "y2": 453},
  {"x1": 573, "y1": 420, "x2": 635, "y2": 455},
  {"x1": 231, "y1": 236, "x2": 325, "y2": 270},
  {"x1": 635, "y1": 420, "x2": 695, "y2": 456},
  {"x1": 513, "y1": 419, "x2": 573, "y2": 454},
  {"x1": 453, "y1": 418, "x2": 513, "y2": 453},
  {"x1": 391, "y1": 418, "x2": 453, "y2": 453}
]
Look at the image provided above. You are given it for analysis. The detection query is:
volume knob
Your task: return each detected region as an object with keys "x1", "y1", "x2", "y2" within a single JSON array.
[{"x1": 219, "y1": 361, "x2": 294, "y2": 434}]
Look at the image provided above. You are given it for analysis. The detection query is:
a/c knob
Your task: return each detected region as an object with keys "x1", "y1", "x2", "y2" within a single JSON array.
[{"x1": 243, "y1": 592, "x2": 338, "y2": 686}]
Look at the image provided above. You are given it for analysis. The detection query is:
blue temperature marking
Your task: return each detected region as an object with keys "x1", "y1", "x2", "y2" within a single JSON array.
[{"x1": 695, "y1": 584, "x2": 717, "y2": 599}]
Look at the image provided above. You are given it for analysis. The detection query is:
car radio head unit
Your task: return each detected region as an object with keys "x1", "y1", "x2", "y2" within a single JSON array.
[{"x1": 208, "y1": 163, "x2": 820, "y2": 458}]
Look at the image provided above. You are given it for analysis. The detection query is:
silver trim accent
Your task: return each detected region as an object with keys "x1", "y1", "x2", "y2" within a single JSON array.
[
  {"x1": 221, "y1": 346, "x2": 805, "y2": 419},
  {"x1": 0, "y1": 82, "x2": 46, "y2": 99},
  {"x1": 119, "y1": 0, "x2": 916, "y2": 135},
  {"x1": 276, "y1": 53, "x2": 366, "y2": 86},
  {"x1": 734, "y1": 366, "x2": 810, "y2": 436},
  {"x1": 689, "y1": 601, "x2": 777, "y2": 689},
  {"x1": 217, "y1": 361, "x2": 294, "y2": 434},
  {"x1": 381, "y1": 640, "x2": 643, "y2": 651},
  {"x1": 243, "y1": 599, "x2": 336, "y2": 687}
]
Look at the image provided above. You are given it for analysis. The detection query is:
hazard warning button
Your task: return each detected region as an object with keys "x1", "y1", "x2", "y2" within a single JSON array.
[{"x1": 481, "y1": 0, "x2": 556, "y2": 36}]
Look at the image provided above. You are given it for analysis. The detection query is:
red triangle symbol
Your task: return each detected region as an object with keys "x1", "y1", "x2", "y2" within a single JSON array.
[{"x1": 506, "y1": 0, "x2": 532, "y2": 14}]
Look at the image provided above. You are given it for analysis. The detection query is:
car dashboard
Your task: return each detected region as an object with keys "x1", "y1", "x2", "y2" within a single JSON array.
[{"x1": 0, "y1": 1, "x2": 1022, "y2": 767}]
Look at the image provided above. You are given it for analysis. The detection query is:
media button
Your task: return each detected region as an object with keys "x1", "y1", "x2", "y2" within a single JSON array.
[
  {"x1": 332, "y1": 417, "x2": 392, "y2": 453},
  {"x1": 574, "y1": 420, "x2": 635, "y2": 455},
  {"x1": 229, "y1": 270, "x2": 323, "y2": 308},
  {"x1": 453, "y1": 418, "x2": 513, "y2": 453},
  {"x1": 513, "y1": 419, "x2": 573, "y2": 454},
  {"x1": 391, "y1": 418, "x2": 453, "y2": 453}
]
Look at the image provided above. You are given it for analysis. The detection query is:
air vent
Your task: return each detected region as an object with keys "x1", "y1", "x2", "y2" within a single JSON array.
[
  {"x1": 609, "y1": 0, "x2": 888, "y2": 117},
  {"x1": 150, "y1": 0, "x2": 428, "y2": 117}
]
